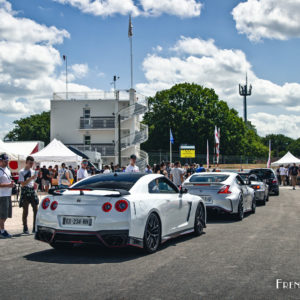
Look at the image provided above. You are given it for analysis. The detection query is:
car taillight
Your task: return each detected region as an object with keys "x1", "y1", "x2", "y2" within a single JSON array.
[
  {"x1": 102, "y1": 202, "x2": 112, "y2": 212},
  {"x1": 252, "y1": 185, "x2": 260, "y2": 190},
  {"x1": 115, "y1": 200, "x2": 128, "y2": 212},
  {"x1": 50, "y1": 201, "x2": 58, "y2": 210},
  {"x1": 42, "y1": 198, "x2": 50, "y2": 209},
  {"x1": 218, "y1": 185, "x2": 231, "y2": 194},
  {"x1": 272, "y1": 179, "x2": 277, "y2": 184}
]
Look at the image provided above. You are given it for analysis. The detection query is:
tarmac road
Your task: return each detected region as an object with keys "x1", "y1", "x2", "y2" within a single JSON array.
[{"x1": 1, "y1": 188, "x2": 300, "y2": 300}]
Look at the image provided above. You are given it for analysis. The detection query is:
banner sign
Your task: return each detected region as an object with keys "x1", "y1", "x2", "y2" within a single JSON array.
[{"x1": 180, "y1": 145, "x2": 195, "y2": 158}]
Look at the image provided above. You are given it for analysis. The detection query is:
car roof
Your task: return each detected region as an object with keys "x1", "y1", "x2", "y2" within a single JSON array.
[{"x1": 191, "y1": 172, "x2": 235, "y2": 176}]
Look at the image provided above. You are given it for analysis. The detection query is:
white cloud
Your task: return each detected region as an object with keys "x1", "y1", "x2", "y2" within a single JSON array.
[
  {"x1": 171, "y1": 36, "x2": 218, "y2": 56},
  {"x1": 70, "y1": 63, "x2": 89, "y2": 78},
  {"x1": 249, "y1": 112, "x2": 300, "y2": 138},
  {"x1": 141, "y1": 0, "x2": 202, "y2": 17},
  {"x1": 0, "y1": 0, "x2": 93, "y2": 119},
  {"x1": 136, "y1": 36, "x2": 300, "y2": 138},
  {"x1": 53, "y1": 0, "x2": 202, "y2": 18},
  {"x1": 232, "y1": 0, "x2": 300, "y2": 41},
  {"x1": 54, "y1": 0, "x2": 139, "y2": 17}
]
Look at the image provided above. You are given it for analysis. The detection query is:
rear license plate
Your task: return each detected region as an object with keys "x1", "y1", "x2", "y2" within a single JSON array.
[
  {"x1": 202, "y1": 196, "x2": 212, "y2": 203},
  {"x1": 62, "y1": 216, "x2": 93, "y2": 227}
]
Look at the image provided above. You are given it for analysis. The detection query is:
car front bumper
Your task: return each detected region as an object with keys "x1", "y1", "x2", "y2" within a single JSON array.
[{"x1": 35, "y1": 226, "x2": 143, "y2": 248}]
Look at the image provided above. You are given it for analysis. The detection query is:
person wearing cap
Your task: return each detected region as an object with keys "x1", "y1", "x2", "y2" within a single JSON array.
[
  {"x1": 0, "y1": 153, "x2": 14, "y2": 238},
  {"x1": 19, "y1": 156, "x2": 39, "y2": 234},
  {"x1": 77, "y1": 160, "x2": 89, "y2": 182},
  {"x1": 125, "y1": 154, "x2": 139, "y2": 173}
]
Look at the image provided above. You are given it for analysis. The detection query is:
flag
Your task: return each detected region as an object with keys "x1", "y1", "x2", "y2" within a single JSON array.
[
  {"x1": 215, "y1": 126, "x2": 220, "y2": 165},
  {"x1": 128, "y1": 15, "x2": 133, "y2": 37},
  {"x1": 170, "y1": 129, "x2": 174, "y2": 144},
  {"x1": 267, "y1": 140, "x2": 271, "y2": 168},
  {"x1": 207, "y1": 140, "x2": 209, "y2": 169},
  {"x1": 63, "y1": 55, "x2": 66, "y2": 61}
]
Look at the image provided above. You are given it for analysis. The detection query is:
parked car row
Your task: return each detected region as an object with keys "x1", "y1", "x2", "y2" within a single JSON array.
[{"x1": 34, "y1": 168, "x2": 278, "y2": 254}]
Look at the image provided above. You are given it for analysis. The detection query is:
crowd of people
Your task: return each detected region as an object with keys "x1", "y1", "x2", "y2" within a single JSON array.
[
  {"x1": 3, "y1": 151, "x2": 298, "y2": 239},
  {"x1": 276, "y1": 164, "x2": 300, "y2": 190}
]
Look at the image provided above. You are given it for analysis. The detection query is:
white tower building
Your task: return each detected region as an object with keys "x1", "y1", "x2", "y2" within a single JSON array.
[{"x1": 50, "y1": 89, "x2": 148, "y2": 169}]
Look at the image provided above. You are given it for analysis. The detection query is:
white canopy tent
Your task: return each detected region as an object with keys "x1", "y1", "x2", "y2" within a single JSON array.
[
  {"x1": 0, "y1": 140, "x2": 19, "y2": 160},
  {"x1": 271, "y1": 151, "x2": 300, "y2": 166},
  {"x1": 32, "y1": 139, "x2": 82, "y2": 165}
]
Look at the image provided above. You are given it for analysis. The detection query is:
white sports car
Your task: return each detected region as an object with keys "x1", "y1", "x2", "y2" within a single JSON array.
[{"x1": 35, "y1": 173, "x2": 206, "y2": 253}]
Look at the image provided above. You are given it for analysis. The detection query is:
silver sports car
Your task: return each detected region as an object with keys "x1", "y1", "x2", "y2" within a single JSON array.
[
  {"x1": 183, "y1": 172, "x2": 255, "y2": 220},
  {"x1": 239, "y1": 173, "x2": 269, "y2": 205}
]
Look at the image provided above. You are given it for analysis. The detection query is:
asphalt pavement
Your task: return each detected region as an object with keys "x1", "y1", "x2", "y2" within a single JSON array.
[{"x1": 1, "y1": 188, "x2": 300, "y2": 300}]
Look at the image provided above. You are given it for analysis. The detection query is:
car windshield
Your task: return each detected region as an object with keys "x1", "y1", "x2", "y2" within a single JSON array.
[
  {"x1": 71, "y1": 173, "x2": 146, "y2": 191},
  {"x1": 190, "y1": 174, "x2": 229, "y2": 183},
  {"x1": 249, "y1": 169, "x2": 274, "y2": 179}
]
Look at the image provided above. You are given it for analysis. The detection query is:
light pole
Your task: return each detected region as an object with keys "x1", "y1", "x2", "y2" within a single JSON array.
[
  {"x1": 63, "y1": 55, "x2": 68, "y2": 100},
  {"x1": 239, "y1": 74, "x2": 252, "y2": 123}
]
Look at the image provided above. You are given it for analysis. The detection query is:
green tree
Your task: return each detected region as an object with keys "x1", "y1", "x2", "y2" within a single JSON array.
[
  {"x1": 261, "y1": 134, "x2": 294, "y2": 157},
  {"x1": 289, "y1": 138, "x2": 300, "y2": 157},
  {"x1": 142, "y1": 83, "x2": 268, "y2": 157},
  {"x1": 4, "y1": 111, "x2": 50, "y2": 145}
]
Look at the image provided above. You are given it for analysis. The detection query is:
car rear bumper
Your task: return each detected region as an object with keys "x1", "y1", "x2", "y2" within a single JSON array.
[
  {"x1": 35, "y1": 226, "x2": 143, "y2": 248},
  {"x1": 205, "y1": 199, "x2": 233, "y2": 213}
]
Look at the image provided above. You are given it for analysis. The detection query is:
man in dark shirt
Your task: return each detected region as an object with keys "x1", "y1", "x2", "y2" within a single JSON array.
[
  {"x1": 41, "y1": 165, "x2": 50, "y2": 192},
  {"x1": 289, "y1": 163, "x2": 299, "y2": 190}
]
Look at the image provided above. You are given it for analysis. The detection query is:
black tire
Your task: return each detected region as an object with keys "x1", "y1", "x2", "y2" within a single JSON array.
[
  {"x1": 261, "y1": 196, "x2": 266, "y2": 206},
  {"x1": 143, "y1": 213, "x2": 161, "y2": 254},
  {"x1": 50, "y1": 243, "x2": 73, "y2": 251},
  {"x1": 251, "y1": 198, "x2": 256, "y2": 214},
  {"x1": 274, "y1": 190, "x2": 279, "y2": 196},
  {"x1": 266, "y1": 193, "x2": 269, "y2": 202},
  {"x1": 194, "y1": 204, "x2": 205, "y2": 236},
  {"x1": 234, "y1": 198, "x2": 244, "y2": 221}
]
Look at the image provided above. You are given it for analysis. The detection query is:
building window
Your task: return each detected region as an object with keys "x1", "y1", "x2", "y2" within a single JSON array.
[
  {"x1": 83, "y1": 108, "x2": 90, "y2": 118},
  {"x1": 84, "y1": 135, "x2": 91, "y2": 145}
]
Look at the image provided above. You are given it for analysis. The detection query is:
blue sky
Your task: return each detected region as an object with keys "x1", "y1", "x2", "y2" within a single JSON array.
[{"x1": 1, "y1": 0, "x2": 300, "y2": 139}]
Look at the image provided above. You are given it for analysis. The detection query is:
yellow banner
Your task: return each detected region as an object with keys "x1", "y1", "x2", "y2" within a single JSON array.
[{"x1": 180, "y1": 149, "x2": 195, "y2": 158}]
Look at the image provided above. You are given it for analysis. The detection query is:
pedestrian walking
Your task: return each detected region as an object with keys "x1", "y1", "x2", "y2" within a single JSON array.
[
  {"x1": 103, "y1": 165, "x2": 111, "y2": 174},
  {"x1": 0, "y1": 153, "x2": 14, "y2": 238},
  {"x1": 125, "y1": 154, "x2": 139, "y2": 173},
  {"x1": 145, "y1": 164, "x2": 152, "y2": 174},
  {"x1": 19, "y1": 156, "x2": 39, "y2": 234},
  {"x1": 279, "y1": 165, "x2": 286, "y2": 186},
  {"x1": 170, "y1": 161, "x2": 184, "y2": 187},
  {"x1": 77, "y1": 160, "x2": 89, "y2": 181},
  {"x1": 58, "y1": 163, "x2": 71, "y2": 187},
  {"x1": 196, "y1": 164, "x2": 206, "y2": 173},
  {"x1": 289, "y1": 163, "x2": 299, "y2": 190}
]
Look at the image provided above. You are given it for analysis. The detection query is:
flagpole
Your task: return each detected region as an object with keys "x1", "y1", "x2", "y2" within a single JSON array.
[
  {"x1": 170, "y1": 139, "x2": 172, "y2": 163},
  {"x1": 128, "y1": 15, "x2": 133, "y2": 89},
  {"x1": 63, "y1": 54, "x2": 68, "y2": 100}
]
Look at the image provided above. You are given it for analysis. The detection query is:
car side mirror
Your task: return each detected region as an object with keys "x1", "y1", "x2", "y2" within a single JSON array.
[{"x1": 180, "y1": 187, "x2": 188, "y2": 194}]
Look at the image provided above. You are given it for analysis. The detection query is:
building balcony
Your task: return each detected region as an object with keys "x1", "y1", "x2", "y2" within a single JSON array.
[{"x1": 79, "y1": 117, "x2": 115, "y2": 130}]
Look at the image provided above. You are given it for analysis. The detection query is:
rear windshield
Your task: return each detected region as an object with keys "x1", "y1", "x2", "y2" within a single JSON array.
[
  {"x1": 190, "y1": 174, "x2": 229, "y2": 183},
  {"x1": 71, "y1": 173, "x2": 146, "y2": 191},
  {"x1": 249, "y1": 169, "x2": 275, "y2": 179}
]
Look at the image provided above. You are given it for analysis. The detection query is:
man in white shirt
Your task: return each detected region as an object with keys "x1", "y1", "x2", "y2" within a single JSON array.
[
  {"x1": 0, "y1": 153, "x2": 14, "y2": 238},
  {"x1": 77, "y1": 160, "x2": 89, "y2": 181},
  {"x1": 125, "y1": 155, "x2": 139, "y2": 173},
  {"x1": 170, "y1": 161, "x2": 184, "y2": 187},
  {"x1": 279, "y1": 165, "x2": 287, "y2": 186}
]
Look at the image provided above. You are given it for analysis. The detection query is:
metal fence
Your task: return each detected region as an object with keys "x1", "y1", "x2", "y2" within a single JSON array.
[{"x1": 146, "y1": 151, "x2": 274, "y2": 166}]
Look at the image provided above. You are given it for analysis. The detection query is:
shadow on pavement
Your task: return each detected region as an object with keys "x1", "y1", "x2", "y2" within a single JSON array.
[
  {"x1": 206, "y1": 211, "x2": 251, "y2": 224},
  {"x1": 24, "y1": 232, "x2": 206, "y2": 264}
]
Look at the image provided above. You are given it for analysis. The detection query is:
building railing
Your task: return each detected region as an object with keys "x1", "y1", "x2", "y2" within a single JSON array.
[
  {"x1": 118, "y1": 124, "x2": 148, "y2": 150},
  {"x1": 53, "y1": 90, "x2": 147, "y2": 102},
  {"x1": 119, "y1": 102, "x2": 147, "y2": 122},
  {"x1": 80, "y1": 117, "x2": 115, "y2": 129},
  {"x1": 67, "y1": 144, "x2": 115, "y2": 157}
]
